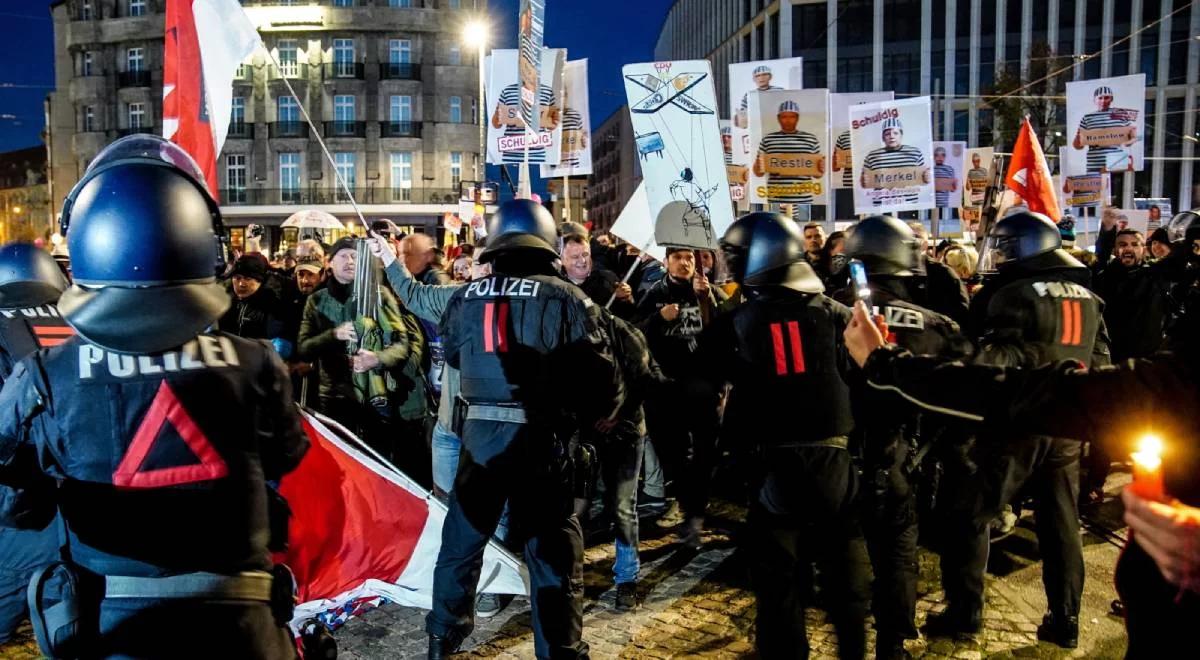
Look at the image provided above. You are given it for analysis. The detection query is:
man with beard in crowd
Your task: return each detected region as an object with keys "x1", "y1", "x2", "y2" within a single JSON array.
[
  {"x1": 281, "y1": 255, "x2": 326, "y2": 405},
  {"x1": 221, "y1": 254, "x2": 283, "y2": 342},
  {"x1": 636, "y1": 248, "x2": 727, "y2": 546}
]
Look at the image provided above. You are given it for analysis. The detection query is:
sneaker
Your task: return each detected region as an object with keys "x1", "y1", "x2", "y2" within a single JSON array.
[
  {"x1": 1036, "y1": 613, "x2": 1079, "y2": 648},
  {"x1": 655, "y1": 499, "x2": 685, "y2": 528},
  {"x1": 680, "y1": 516, "x2": 703, "y2": 549},
  {"x1": 475, "y1": 592, "x2": 512, "y2": 619},
  {"x1": 922, "y1": 608, "x2": 982, "y2": 640},
  {"x1": 615, "y1": 582, "x2": 638, "y2": 611}
]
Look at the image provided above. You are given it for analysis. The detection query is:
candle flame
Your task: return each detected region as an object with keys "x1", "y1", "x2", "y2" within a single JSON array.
[{"x1": 1132, "y1": 433, "x2": 1164, "y2": 471}]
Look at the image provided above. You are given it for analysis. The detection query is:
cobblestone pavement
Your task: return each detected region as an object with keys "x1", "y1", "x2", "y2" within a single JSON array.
[{"x1": 0, "y1": 484, "x2": 1131, "y2": 660}]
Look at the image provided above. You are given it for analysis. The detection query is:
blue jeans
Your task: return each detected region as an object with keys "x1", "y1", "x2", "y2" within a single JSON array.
[
  {"x1": 431, "y1": 420, "x2": 508, "y2": 543},
  {"x1": 599, "y1": 435, "x2": 644, "y2": 585}
]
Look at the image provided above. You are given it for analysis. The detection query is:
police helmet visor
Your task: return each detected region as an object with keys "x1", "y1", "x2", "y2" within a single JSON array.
[
  {"x1": 978, "y1": 234, "x2": 1018, "y2": 274},
  {"x1": 1163, "y1": 211, "x2": 1200, "y2": 243}
]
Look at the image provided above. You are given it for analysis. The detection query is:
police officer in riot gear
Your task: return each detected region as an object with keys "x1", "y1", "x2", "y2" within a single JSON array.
[
  {"x1": 839, "y1": 216, "x2": 971, "y2": 659},
  {"x1": 426, "y1": 199, "x2": 622, "y2": 659},
  {"x1": 699, "y1": 212, "x2": 869, "y2": 660},
  {"x1": 0, "y1": 243, "x2": 70, "y2": 643},
  {"x1": 925, "y1": 211, "x2": 1109, "y2": 647},
  {"x1": 0, "y1": 135, "x2": 307, "y2": 658}
]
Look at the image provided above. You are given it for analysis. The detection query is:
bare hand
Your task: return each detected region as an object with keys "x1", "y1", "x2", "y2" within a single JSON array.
[
  {"x1": 844, "y1": 301, "x2": 888, "y2": 368},
  {"x1": 334, "y1": 322, "x2": 358, "y2": 343},
  {"x1": 351, "y1": 350, "x2": 381, "y2": 373},
  {"x1": 594, "y1": 418, "x2": 618, "y2": 433},
  {"x1": 693, "y1": 273, "x2": 710, "y2": 294},
  {"x1": 367, "y1": 231, "x2": 397, "y2": 268},
  {"x1": 660, "y1": 304, "x2": 681, "y2": 322},
  {"x1": 614, "y1": 282, "x2": 632, "y2": 301},
  {"x1": 1123, "y1": 488, "x2": 1200, "y2": 590},
  {"x1": 1101, "y1": 207, "x2": 1119, "y2": 231}
]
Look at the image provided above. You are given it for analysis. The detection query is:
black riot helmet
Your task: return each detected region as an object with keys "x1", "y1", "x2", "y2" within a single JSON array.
[
  {"x1": 720, "y1": 212, "x2": 823, "y2": 294},
  {"x1": 0, "y1": 242, "x2": 69, "y2": 308},
  {"x1": 56, "y1": 134, "x2": 231, "y2": 354},
  {"x1": 479, "y1": 199, "x2": 559, "y2": 264},
  {"x1": 1162, "y1": 209, "x2": 1200, "y2": 244},
  {"x1": 844, "y1": 214, "x2": 918, "y2": 276},
  {"x1": 979, "y1": 210, "x2": 1082, "y2": 273}
]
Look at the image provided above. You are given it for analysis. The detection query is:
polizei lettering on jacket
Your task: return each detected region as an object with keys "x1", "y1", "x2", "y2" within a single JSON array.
[
  {"x1": 0, "y1": 305, "x2": 61, "y2": 319},
  {"x1": 1031, "y1": 281, "x2": 1092, "y2": 299},
  {"x1": 79, "y1": 335, "x2": 241, "y2": 379},
  {"x1": 464, "y1": 277, "x2": 542, "y2": 299}
]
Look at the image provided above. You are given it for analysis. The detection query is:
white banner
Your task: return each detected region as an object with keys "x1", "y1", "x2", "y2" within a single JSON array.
[
  {"x1": 748, "y1": 89, "x2": 829, "y2": 206},
  {"x1": 608, "y1": 182, "x2": 666, "y2": 262},
  {"x1": 486, "y1": 48, "x2": 565, "y2": 165},
  {"x1": 849, "y1": 96, "x2": 935, "y2": 214},
  {"x1": 830, "y1": 92, "x2": 894, "y2": 190},
  {"x1": 622, "y1": 60, "x2": 732, "y2": 250},
  {"x1": 728, "y1": 57, "x2": 803, "y2": 167},
  {"x1": 541, "y1": 59, "x2": 593, "y2": 177},
  {"x1": 1064, "y1": 74, "x2": 1145, "y2": 177}
]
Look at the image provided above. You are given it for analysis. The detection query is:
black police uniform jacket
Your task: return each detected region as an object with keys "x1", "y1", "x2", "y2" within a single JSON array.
[
  {"x1": 0, "y1": 331, "x2": 307, "y2": 652},
  {"x1": 440, "y1": 267, "x2": 623, "y2": 465},
  {"x1": 0, "y1": 303, "x2": 73, "y2": 642},
  {"x1": 698, "y1": 288, "x2": 855, "y2": 447}
]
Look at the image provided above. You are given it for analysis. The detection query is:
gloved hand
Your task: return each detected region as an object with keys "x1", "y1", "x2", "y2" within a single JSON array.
[{"x1": 271, "y1": 338, "x2": 294, "y2": 360}]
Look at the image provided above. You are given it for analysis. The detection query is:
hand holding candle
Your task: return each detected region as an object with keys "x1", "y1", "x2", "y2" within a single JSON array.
[{"x1": 1131, "y1": 433, "x2": 1165, "y2": 502}]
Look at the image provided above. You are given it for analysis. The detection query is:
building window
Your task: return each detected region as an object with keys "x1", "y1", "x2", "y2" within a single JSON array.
[
  {"x1": 471, "y1": 97, "x2": 477, "y2": 123},
  {"x1": 448, "y1": 45, "x2": 462, "y2": 65},
  {"x1": 390, "y1": 95, "x2": 412, "y2": 122},
  {"x1": 128, "y1": 102, "x2": 145, "y2": 129},
  {"x1": 235, "y1": 62, "x2": 247, "y2": 79},
  {"x1": 450, "y1": 152, "x2": 462, "y2": 188},
  {"x1": 278, "y1": 95, "x2": 299, "y2": 123},
  {"x1": 333, "y1": 38, "x2": 355, "y2": 77},
  {"x1": 390, "y1": 152, "x2": 413, "y2": 201},
  {"x1": 279, "y1": 153, "x2": 301, "y2": 203},
  {"x1": 81, "y1": 0, "x2": 93, "y2": 20},
  {"x1": 389, "y1": 39, "x2": 412, "y2": 65},
  {"x1": 334, "y1": 95, "x2": 355, "y2": 125},
  {"x1": 334, "y1": 152, "x2": 356, "y2": 199},
  {"x1": 226, "y1": 154, "x2": 246, "y2": 202},
  {"x1": 390, "y1": 0, "x2": 413, "y2": 7},
  {"x1": 82, "y1": 106, "x2": 95, "y2": 132},
  {"x1": 128, "y1": 0, "x2": 146, "y2": 17},
  {"x1": 449, "y1": 96, "x2": 462, "y2": 123},
  {"x1": 333, "y1": 0, "x2": 355, "y2": 6},
  {"x1": 127, "y1": 47, "x2": 144, "y2": 72},
  {"x1": 277, "y1": 39, "x2": 299, "y2": 78},
  {"x1": 231, "y1": 97, "x2": 245, "y2": 125},
  {"x1": 448, "y1": 0, "x2": 461, "y2": 8}
]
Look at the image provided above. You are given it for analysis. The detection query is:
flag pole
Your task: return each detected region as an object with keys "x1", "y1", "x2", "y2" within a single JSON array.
[{"x1": 258, "y1": 41, "x2": 371, "y2": 232}]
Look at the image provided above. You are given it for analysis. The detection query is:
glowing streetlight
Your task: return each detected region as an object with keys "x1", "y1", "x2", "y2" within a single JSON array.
[{"x1": 463, "y1": 20, "x2": 488, "y2": 183}]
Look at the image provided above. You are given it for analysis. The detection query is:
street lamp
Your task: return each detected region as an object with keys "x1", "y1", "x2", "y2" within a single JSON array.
[{"x1": 463, "y1": 20, "x2": 488, "y2": 183}]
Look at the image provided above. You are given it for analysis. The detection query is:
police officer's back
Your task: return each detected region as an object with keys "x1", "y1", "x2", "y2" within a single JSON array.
[
  {"x1": 0, "y1": 243, "x2": 70, "y2": 644},
  {"x1": 427, "y1": 200, "x2": 622, "y2": 659},
  {"x1": 0, "y1": 136, "x2": 307, "y2": 658},
  {"x1": 699, "y1": 213, "x2": 868, "y2": 660}
]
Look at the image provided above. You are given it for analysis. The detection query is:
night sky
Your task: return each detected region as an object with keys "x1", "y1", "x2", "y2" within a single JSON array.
[{"x1": 0, "y1": 1, "x2": 674, "y2": 156}]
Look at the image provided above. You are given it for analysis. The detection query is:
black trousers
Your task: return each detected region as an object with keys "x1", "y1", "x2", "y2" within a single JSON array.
[
  {"x1": 426, "y1": 419, "x2": 587, "y2": 659},
  {"x1": 940, "y1": 435, "x2": 1083, "y2": 618},
  {"x1": 321, "y1": 397, "x2": 432, "y2": 490},
  {"x1": 1116, "y1": 538, "x2": 1200, "y2": 658},
  {"x1": 644, "y1": 388, "x2": 719, "y2": 520},
  {"x1": 862, "y1": 443, "x2": 919, "y2": 644},
  {"x1": 748, "y1": 446, "x2": 870, "y2": 660}
]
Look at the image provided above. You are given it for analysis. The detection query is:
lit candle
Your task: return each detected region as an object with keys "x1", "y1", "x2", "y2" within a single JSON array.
[{"x1": 1131, "y1": 434, "x2": 1165, "y2": 502}]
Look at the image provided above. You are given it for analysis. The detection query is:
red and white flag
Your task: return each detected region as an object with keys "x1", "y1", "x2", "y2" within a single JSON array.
[
  {"x1": 1005, "y1": 117, "x2": 1062, "y2": 221},
  {"x1": 280, "y1": 410, "x2": 526, "y2": 624},
  {"x1": 163, "y1": 0, "x2": 259, "y2": 197}
]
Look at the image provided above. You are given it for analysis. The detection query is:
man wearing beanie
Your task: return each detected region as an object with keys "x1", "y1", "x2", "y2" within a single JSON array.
[
  {"x1": 220, "y1": 254, "x2": 283, "y2": 340},
  {"x1": 298, "y1": 236, "x2": 431, "y2": 485}
]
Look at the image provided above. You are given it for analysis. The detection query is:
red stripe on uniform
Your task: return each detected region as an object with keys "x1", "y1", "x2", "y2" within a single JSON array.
[
  {"x1": 1061, "y1": 300, "x2": 1073, "y2": 346},
  {"x1": 37, "y1": 337, "x2": 69, "y2": 347},
  {"x1": 32, "y1": 326, "x2": 74, "y2": 336},
  {"x1": 787, "y1": 321, "x2": 806, "y2": 373},
  {"x1": 483, "y1": 302, "x2": 494, "y2": 353},
  {"x1": 770, "y1": 323, "x2": 787, "y2": 376},
  {"x1": 1071, "y1": 301, "x2": 1082, "y2": 346},
  {"x1": 496, "y1": 302, "x2": 508, "y2": 353}
]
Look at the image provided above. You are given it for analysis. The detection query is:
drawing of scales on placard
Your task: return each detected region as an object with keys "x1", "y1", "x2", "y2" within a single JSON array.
[{"x1": 623, "y1": 60, "x2": 733, "y2": 250}]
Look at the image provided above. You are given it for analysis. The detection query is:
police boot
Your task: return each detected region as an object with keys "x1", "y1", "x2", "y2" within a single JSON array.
[
  {"x1": 1036, "y1": 613, "x2": 1079, "y2": 649},
  {"x1": 921, "y1": 607, "x2": 981, "y2": 640},
  {"x1": 427, "y1": 633, "x2": 462, "y2": 659}
]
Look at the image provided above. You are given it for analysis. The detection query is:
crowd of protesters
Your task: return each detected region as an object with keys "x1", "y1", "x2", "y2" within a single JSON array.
[{"x1": 203, "y1": 204, "x2": 1200, "y2": 659}]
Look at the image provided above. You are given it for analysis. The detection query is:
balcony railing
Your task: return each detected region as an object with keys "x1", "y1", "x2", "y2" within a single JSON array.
[
  {"x1": 268, "y1": 121, "x2": 309, "y2": 138},
  {"x1": 269, "y1": 63, "x2": 308, "y2": 80},
  {"x1": 324, "y1": 62, "x2": 365, "y2": 80},
  {"x1": 218, "y1": 187, "x2": 461, "y2": 206},
  {"x1": 118, "y1": 70, "x2": 151, "y2": 88},
  {"x1": 380, "y1": 121, "x2": 422, "y2": 138},
  {"x1": 227, "y1": 122, "x2": 252, "y2": 139},
  {"x1": 379, "y1": 62, "x2": 421, "y2": 81},
  {"x1": 324, "y1": 120, "x2": 366, "y2": 138}
]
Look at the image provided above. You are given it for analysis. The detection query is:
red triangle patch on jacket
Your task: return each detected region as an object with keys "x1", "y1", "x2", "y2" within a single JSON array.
[{"x1": 113, "y1": 381, "x2": 228, "y2": 489}]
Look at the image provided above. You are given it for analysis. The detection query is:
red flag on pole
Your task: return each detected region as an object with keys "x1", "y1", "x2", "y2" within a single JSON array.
[
  {"x1": 1005, "y1": 117, "x2": 1062, "y2": 221},
  {"x1": 163, "y1": 0, "x2": 259, "y2": 198}
]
